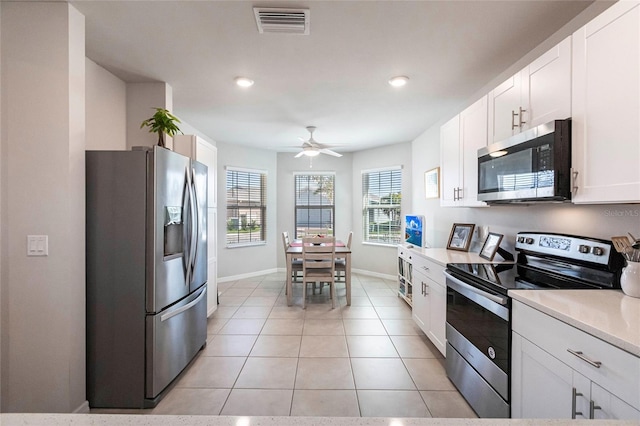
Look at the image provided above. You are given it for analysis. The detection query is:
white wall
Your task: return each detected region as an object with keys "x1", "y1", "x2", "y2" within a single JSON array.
[
  {"x1": 275, "y1": 152, "x2": 353, "y2": 268},
  {"x1": 1, "y1": 2, "x2": 86, "y2": 412},
  {"x1": 86, "y1": 58, "x2": 126, "y2": 150},
  {"x1": 126, "y1": 82, "x2": 172, "y2": 150},
  {"x1": 352, "y1": 142, "x2": 412, "y2": 276},
  {"x1": 217, "y1": 142, "x2": 278, "y2": 279}
]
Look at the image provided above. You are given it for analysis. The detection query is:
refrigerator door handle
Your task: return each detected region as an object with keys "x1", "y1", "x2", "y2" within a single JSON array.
[
  {"x1": 160, "y1": 286, "x2": 207, "y2": 322},
  {"x1": 183, "y1": 170, "x2": 194, "y2": 286},
  {"x1": 189, "y1": 166, "x2": 199, "y2": 272}
]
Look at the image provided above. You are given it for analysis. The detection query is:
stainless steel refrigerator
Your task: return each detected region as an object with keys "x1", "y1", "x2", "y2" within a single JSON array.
[{"x1": 86, "y1": 146, "x2": 208, "y2": 408}]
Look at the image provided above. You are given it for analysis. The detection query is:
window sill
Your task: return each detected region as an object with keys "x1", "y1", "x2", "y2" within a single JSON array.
[
  {"x1": 226, "y1": 242, "x2": 267, "y2": 249},
  {"x1": 362, "y1": 242, "x2": 400, "y2": 248}
]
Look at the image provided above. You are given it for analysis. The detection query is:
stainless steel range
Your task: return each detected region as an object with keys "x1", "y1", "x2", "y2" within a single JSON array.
[{"x1": 444, "y1": 232, "x2": 625, "y2": 418}]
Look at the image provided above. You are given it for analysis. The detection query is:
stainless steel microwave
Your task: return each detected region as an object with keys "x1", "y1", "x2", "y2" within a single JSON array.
[{"x1": 477, "y1": 119, "x2": 571, "y2": 203}]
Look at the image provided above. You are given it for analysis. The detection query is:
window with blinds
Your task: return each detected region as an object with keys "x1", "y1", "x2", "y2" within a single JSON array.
[
  {"x1": 362, "y1": 167, "x2": 402, "y2": 244},
  {"x1": 226, "y1": 167, "x2": 267, "y2": 246},
  {"x1": 294, "y1": 173, "x2": 335, "y2": 238}
]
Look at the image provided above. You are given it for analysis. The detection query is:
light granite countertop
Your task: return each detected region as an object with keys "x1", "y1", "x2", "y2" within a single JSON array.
[
  {"x1": 403, "y1": 247, "x2": 512, "y2": 267},
  {"x1": 509, "y1": 289, "x2": 640, "y2": 357},
  {"x1": 1, "y1": 414, "x2": 638, "y2": 425}
]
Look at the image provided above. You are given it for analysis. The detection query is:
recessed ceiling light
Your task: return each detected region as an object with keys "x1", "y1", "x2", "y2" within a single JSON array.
[
  {"x1": 235, "y1": 77, "x2": 254, "y2": 87},
  {"x1": 388, "y1": 76, "x2": 409, "y2": 87}
]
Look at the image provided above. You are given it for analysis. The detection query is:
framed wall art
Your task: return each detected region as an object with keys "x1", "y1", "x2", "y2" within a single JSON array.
[{"x1": 424, "y1": 167, "x2": 440, "y2": 199}]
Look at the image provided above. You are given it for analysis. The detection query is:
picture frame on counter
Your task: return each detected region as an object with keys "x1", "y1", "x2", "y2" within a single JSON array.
[
  {"x1": 447, "y1": 223, "x2": 475, "y2": 252},
  {"x1": 480, "y1": 232, "x2": 504, "y2": 261},
  {"x1": 424, "y1": 167, "x2": 440, "y2": 199}
]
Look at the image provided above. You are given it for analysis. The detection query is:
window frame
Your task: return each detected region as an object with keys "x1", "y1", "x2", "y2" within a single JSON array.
[
  {"x1": 225, "y1": 166, "x2": 267, "y2": 248},
  {"x1": 362, "y1": 166, "x2": 402, "y2": 246},
  {"x1": 294, "y1": 172, "x2": 336, "y2": 239}
]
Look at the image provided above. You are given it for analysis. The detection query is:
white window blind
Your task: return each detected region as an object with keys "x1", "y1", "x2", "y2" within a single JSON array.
[
  {"x1": 226, "y1": 168, "x2": 267, "y2": 246},
  {"x1": 294, "y1": 173, "x2": 335, "y2": 238},
  {"x1": 362, "y1": 168, "x2": 402, "y2": 244}
]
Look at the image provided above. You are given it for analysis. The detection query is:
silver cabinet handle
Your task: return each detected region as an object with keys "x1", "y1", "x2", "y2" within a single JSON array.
[
  {"x1": 571, "y1": 168, "x2": 579, "y2": 195},
  {"x1": 571, "y1": 387, "x2": 584, "y2": 419},
  {"x1": 589, "y1": 400, "x2": 602, "y2": 419},
  {"x1": 518, "y1": 106, "x2": 527, "y2": 127},
  {"x1": 457, "y1": 187, "x2": 463, "y2": 200},
  {"x1": 567, "y1": 349, "x2": 602, "y2": 368},
  {"x1": 453, "y1": 187, "x2": 458, "y2": 201},
  {"x1": 511, "y1": 110, "x2": 518, "y2": 130}
]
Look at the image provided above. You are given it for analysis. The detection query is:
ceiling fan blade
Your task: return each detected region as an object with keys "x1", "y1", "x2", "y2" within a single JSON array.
[
  {"x1": 294, "y1": 151, "x2": 305, "y2": 158},
  {"x1": 319, "y1": 148, "x2": 342, "y2": 157}
]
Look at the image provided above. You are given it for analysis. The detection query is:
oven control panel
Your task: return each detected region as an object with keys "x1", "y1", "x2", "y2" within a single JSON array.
[{"x1": 515, "y1": 233, "x2": 611, "y2": 265}]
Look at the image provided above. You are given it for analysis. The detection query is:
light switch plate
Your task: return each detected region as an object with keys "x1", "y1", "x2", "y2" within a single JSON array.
[{"x1": 27, "y1": 235, "x2": 48, "y2": 256}]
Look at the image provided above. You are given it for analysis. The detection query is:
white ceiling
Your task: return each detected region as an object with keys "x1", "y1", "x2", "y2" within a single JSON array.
[{"x1": 71, "y1": 0, "x2": 594, "y2": 153}]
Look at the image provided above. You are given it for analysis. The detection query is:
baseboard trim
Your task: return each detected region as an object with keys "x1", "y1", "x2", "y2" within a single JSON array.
[
  {"x1": 352, "y1": 268, "x2": 395, "y2": 281},
  {"x1": 73, "y1": 400, "x2": 90, "y2": 414},
  {"x1": 218, "y1": 268, "x2": 279, "y2": 283}
]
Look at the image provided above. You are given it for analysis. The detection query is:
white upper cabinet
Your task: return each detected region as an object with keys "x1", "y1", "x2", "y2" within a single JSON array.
[
  {"x1": 440, "y1": 115, "x2": 461, "y2": 206},
  {"x1": 571, "y1": 0, "x2": 640, "y2": 204},
  {"x1": 440, "y1": 97, "x2": 488, "y2": 207},
  {"x1": 488, "y1": 36, "x2": 572, "y2": 144}
]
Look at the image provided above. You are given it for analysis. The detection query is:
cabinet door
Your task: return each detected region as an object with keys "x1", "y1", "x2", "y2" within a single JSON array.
[
  {"x1": 411, "y1": 270, "x2": 429, "y2": 334},
  {"x1": 591, "y1": 382, "x2": 640, "y2": 420},
  {"x1": 440, "y1": 115, "x2": 461, "y2": 206},
  {"x1": 427, "y1": 279, "x2": 446, "y2": 356},
  {"x1": 459, "y1": 96, "x2": 488, "y2": 207},
  {"x1": 572, "y1": 1, "x2": 640, "y2": 203},
  {"x1": 488, "y1": 73, "x2": 522, "y2": 143},
  {"x1": 524, "y1": 36, "x2": 572, "y2": 129},
  {"x1": 512, "y1": 332, "x2": 574, "y2": 419}
]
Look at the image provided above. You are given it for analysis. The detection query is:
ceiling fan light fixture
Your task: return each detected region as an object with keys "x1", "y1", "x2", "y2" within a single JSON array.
[
  {"x1": 303, "y1": 147, "x2": 320, "y2": 157},
  {"x1": 388, "y1": 75, "x2": 409, "y2": 87},
  {"x1": 235, "y1": 77, "x2": 254, "y2": 87}
]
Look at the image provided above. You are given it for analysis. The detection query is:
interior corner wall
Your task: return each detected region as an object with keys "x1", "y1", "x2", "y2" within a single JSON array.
[
  {"x1": 86, "y1": 58, "x2": 126, "y2": 150},
  {"x1": 352, "y1": 142, "x2": 413, "y2": 277},
  {"x1": 217, "y1": 142, "x2": 278, "y2": 279},
  {"x1": 126, "y1": 82, "x2": 172, "y2": 150},
  {"x1": 1, "y1": 1, "x2": 86, "y2": 413},
  {"x1": 275, "y1": 152, "x2": 353, "y2": 269}
]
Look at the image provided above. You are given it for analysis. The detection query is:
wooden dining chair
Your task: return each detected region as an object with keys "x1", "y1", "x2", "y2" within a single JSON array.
[
  {"x1": 301, "y1": 236, "x2": 337, "y2": 309},
  {"x1": 282, "y1": 231, "x2": 303, "y2": 284},
  {"x1": 335, "y1": 231, "x2": 353, "y2": 281}
]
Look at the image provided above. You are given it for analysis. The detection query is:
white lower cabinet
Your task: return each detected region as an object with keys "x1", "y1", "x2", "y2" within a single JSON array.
[
  {"x1": 512, "y1": 301, "x2": 640, "y2": 420},
  {"x1": 411, "y1": 253, "x2": 446, "y2": 356}
]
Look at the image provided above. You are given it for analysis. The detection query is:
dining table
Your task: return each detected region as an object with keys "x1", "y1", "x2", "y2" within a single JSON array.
[{"x1": 286, "y1": 239, "x2": 351, "y2": 307}]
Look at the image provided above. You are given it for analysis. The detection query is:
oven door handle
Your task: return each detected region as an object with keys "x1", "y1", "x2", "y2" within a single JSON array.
[{"x1": 444, "y1": 271, "x2": 508, "y2": 306}]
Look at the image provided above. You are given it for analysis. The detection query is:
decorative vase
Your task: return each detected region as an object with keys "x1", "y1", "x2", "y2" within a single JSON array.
[{"x1": 620, "y1": 261, "x2": 640, "y2": 298}]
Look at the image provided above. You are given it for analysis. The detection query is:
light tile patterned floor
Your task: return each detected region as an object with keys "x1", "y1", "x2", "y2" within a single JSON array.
[{"x1": 92, "y1": 271, "x2": 477, "y2": 418}]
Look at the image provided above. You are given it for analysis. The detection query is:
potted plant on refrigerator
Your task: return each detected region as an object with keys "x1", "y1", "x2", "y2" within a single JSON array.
[{"x1": 140, "y1": 107, "x2": 183, "y2": 149}]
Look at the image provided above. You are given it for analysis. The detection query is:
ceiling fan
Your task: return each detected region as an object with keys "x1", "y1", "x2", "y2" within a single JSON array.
[{"x1": 294, "y1": 126, "x2": 343, "y2": 158}]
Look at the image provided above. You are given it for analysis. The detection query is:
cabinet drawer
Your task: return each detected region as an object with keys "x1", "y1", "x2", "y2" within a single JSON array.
[
  {"x1": 411, "y1": 254, "x2": 445, "y2": 285},
  {"x1": 513, "y1": 301, "x2": 640, "y2": 410},
  {"x1": 398, "y1": 246, "x2": 413, "y2": 262}
]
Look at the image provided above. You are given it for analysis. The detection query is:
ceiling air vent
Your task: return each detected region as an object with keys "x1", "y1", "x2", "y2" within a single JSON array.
[{"x1": 253, "y1": 8, "x2": 310, "y2": 35}]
